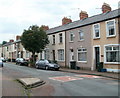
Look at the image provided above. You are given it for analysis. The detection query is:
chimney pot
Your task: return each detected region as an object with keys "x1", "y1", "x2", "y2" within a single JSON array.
[
  {"x1": 102, "y1": 3, "x2": 111, "y2": 13},
  {"x1": 79, "y1": 11, "x2": 88, "y2": 20},
  {"x1": 9, "y1": 39, "x2": 14, "y2": 43},
  {"x1": 62, "y1": 17, "x2": 72, "y2": 25},
  {"x1": 41, "y1": 25, "x2": 49, "y2": 31},
  {"x1": 16, "y1": 36, "x2": 21, "y2": 40}
]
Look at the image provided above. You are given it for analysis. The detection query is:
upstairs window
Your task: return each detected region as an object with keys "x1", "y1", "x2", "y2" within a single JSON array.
[
  {"x1": 93, "y1": 24, "x2": 100, "y2": 39},
  {"x1": 52, "y1": 35, "x2": 55, "y2": 45},
  {"x1": 79, "y1": 30, "x2": 84, "y2": 41},
  {"x1": 106, "y1": 20, "x2": 116, "y2": 37},
  {"x1": 59, "y1": 33, "x2": 63, "y2": 43},
  {"x1": 69, "y1": 32, "x2": 74, "y2": 42},
  {"x1": 7, "y1": 47, "x2": 8, "y2": 51}
]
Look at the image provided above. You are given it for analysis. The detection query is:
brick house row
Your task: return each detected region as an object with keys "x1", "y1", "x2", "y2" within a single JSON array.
[{"x1": 0, "y1": 3, "x2": 120, "y2": 72}]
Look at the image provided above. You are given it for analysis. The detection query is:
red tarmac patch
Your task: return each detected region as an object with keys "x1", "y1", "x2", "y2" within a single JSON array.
[
  {"x1": 75, "y1": 75, "x2": 102, "y2": 78},
  {"x1": 49, "y1": 76, "x2": 83, "y2": 82}
]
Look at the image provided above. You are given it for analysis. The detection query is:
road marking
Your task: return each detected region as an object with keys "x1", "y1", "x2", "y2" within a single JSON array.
[
  {"x1": 106, "y1": 82, "x2": 119, "y2": 85},
  {"x1": 75, "y1": 75, "x2": 102, "y2": 78},
  {"x1": 49, "y1": 76, "x2": 83, "y2": 82}
]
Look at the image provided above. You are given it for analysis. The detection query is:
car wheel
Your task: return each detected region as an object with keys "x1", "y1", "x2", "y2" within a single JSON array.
[
  {"x1": 45, "y1": 66, "x2": 49, "y2": 70},
  {"x1": 55, "y1": 68, "x2": 59, "y2": 71},
  {"x1": 36, "y1": 65, "x2": 39, "y2": 69}
]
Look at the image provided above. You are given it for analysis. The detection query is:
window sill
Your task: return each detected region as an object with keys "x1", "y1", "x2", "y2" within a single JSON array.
[
  {"x1": 107, "y1": 35, "x2": 116, "y2": 38},
  {"x1": 77, "y1": 61, "x2": 87, "y2": 63},
  {"x1": 78, "y1": 39, "x2": 84, "y2": 42},
  {"x1": 104, "y1": 62, "x2": 120, "y2": 64},
  {"x1": 57, "y1": 60, "x2": 65, "y2": 62},
  {"x1": 69, "y1": 41, "x2": 74, "y2": 43},
  {"x1": 59, "y1": 43, "x2": 63, "y2": 45},
  {"x1": 93, "y1": 37, "x2": 100, "y2": 40},
  {"x1": 52, "y1": 44, "x2": 55, "y2": 45}
]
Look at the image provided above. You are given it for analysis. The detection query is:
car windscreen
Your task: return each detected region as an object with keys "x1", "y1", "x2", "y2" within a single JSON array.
[{"x1": 48, "y1": 60, "x2": 55, "y2": 64}]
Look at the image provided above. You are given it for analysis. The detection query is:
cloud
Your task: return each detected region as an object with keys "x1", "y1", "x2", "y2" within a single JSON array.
[{"x1": 0, "y1": 0, "x2": 119, "y2": 43}]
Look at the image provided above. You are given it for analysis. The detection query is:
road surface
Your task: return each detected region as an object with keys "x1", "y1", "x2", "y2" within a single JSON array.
[{"x1": 1, "y1": 63, "x2": 119, "y2": 97}]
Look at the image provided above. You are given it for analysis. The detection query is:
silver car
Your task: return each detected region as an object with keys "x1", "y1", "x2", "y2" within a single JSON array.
[
  {"x1": 0, "y1": 59, "x2": 3, "y2": 67},
  {"x1": 35, "y1": 60, "x2": 60, "y2": 70}
]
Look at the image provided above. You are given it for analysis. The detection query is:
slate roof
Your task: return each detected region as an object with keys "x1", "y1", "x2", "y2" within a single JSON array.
[{"x1": 47, "y1": 9, "x2": 120, "y2": 35}]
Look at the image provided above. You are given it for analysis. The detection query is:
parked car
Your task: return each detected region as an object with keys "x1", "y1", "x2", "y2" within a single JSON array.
[
  {"x1": 0, "y1": 57, "x2": 6, "y2": 62},
  {"x1": 16, "y1": 58, "x2": 28, "y2": 66},
  {"x1": 35, "y1": 59, "x2": 60, "y2": 70},
  {"x1": 0, "y1": 59, "x2": 3, "y2": 67}
]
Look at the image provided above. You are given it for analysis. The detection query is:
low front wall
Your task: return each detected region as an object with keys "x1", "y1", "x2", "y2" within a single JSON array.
[
  {"x1": 57, "y1": 61, "x2": 65, "y2": 67},
  {"x1": 76, "y1": 62, "x2": 91, "y2": 70},
  {"x1": 104, "y1": 64, "x2": 120, "y2": 73}
]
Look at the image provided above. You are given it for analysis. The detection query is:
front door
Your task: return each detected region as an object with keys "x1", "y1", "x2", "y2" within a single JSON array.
[
  {"x1": 52, "y1": 50, "x2": 55, "y2": 61},
  {"x1": 95, "y1": 47, "x2": 100, "y2": 69}
]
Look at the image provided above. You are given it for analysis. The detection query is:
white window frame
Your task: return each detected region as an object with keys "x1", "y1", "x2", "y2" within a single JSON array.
[
  {"x1": 106, "y1": 19, "x2": 116, "y2": 37},
  {"x1": 26, "y1": 51, "x2": 30, "y2": 58},
  {"x1": 79, "y1": 30, "x2": 84, "y2": 41},
  {"x1": 93, "y1": 23, "x2": 100, "y2": 39},
  {"x1": 44, "y1": 48, "x2": 49, "y2": 60},
  {"x1": 69, "y1": 32, "x2": 74, "y2": 42},
  {"x1": 77, "y1": 48, "x2": 87, "y2": 62},
  {"x1": 104, "y1": 44, "x2": 120, "y2": 64},
  {"x1": 58, "y1": 49, "x2": 64, "y2": 61}
]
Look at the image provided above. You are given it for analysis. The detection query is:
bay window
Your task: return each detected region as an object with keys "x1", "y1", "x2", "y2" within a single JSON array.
[{"x1": 105, "y1": 45, "x2": 120, "y2": 63}]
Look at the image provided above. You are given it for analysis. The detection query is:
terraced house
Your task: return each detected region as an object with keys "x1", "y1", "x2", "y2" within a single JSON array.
[
  {"x1": 0, "y1": 3, "x2": 119, "y2": 72},
  {"x1": 46, "y1": 3, "x2": 120, "y2": 72},
  {"x1": 0, "y1": 36, "x2": 31, "y2": 61},
  {"x1": 91, "y1": 3, "x2": 120, "y2": 72}
]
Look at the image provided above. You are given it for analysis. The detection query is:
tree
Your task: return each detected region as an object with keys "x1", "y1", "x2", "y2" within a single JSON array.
[
  {"x1": 20, "y1": 25, "x2": 49, "y2": 66},
  {"x1": 2, "y1": 41, "x2": 7, "y2": 45}
]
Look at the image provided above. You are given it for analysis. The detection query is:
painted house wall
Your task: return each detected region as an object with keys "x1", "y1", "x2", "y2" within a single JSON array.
[
  {"x1": 47, "y1": 31, "x2": 66, "y2": 66},
  {"x1": 0, "y1": 47, "x2": 2, "y2": 58},
  {"x1": 92, "y1": 18, "x2": 120, "y2": 72},
  {"x1": 4, "y1": 46, "x2": 9, "y2": 59},
  {"x1": 66, "y1": 25, "x2": 92, "y2": 70}
]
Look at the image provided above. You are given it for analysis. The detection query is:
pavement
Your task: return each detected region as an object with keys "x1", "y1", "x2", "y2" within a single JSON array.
[
  {"x1": 6, "y1": 62, "x2": 119, "y2": 80},
  {"x1": 60, "y1": 68, "x2": 119, "y2": 80}
]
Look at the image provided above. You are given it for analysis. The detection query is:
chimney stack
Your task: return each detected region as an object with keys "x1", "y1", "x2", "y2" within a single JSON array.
[
  {"x1": 62, "y1": 17, "x2": 72, "y2": 25},
  {"x1": 9, "y1": 39, "x2": 14, "y2": 43},
  {"x1": 102, "y1": 3, "x2": 111, "y2": 13},
  {"x1": 41, "y1": 25, "x2": 49, "y2": 31},
  {"x1": 16, "y1": 35, "x2": 21, "y2": 40},
  {"x1": 79, "y1": 11, "x2": 88, "y2": 20}
]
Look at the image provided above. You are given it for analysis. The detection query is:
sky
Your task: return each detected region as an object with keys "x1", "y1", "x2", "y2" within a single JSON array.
[{"x1": 0, "y1": 0, "x2": 119, "y2": 43}]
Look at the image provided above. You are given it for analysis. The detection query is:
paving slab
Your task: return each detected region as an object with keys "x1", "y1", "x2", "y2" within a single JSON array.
[{"x1": 17, "y1": 78, "x2": 45, "y2": 88}]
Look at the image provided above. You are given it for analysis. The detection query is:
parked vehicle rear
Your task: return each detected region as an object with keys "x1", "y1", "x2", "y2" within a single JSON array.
[
  {"x1": 35, "y1": 59, "x2": 60, "y2": 71},
  {"x1": 0, "y1": 59, "x2": 3, "y2": 67},
  {"x1": 16, "y1": 58, "x2": 28, "y2": 66}
]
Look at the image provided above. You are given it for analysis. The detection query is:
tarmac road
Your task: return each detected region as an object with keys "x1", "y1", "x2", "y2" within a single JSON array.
[{"x1": 2, "y1": 63, "x2": 119, "y2": 97}]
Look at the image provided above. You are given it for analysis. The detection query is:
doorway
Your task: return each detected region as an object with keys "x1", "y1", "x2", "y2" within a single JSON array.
[
  {"x1": 52, "y1": 50, "x2": 55, "y2": 61},
  {"x1": 95, "y1": 47, "x2": 100, "y2": 69},
  {"x1": 70, "y1": 49, "x2": 74, "y2": 61}
]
